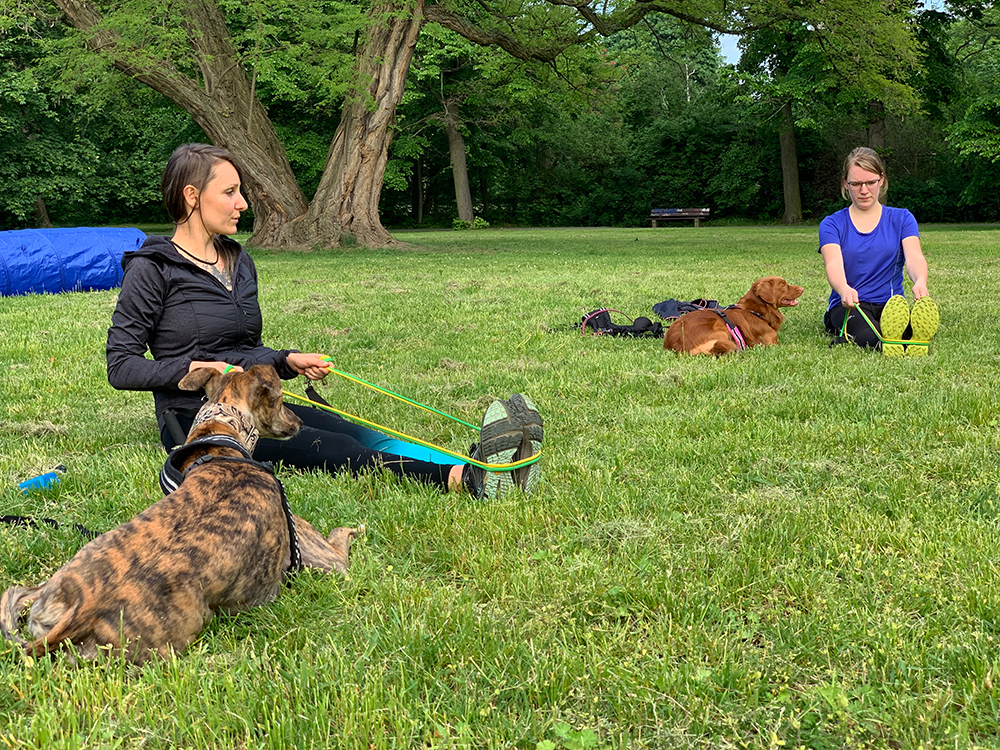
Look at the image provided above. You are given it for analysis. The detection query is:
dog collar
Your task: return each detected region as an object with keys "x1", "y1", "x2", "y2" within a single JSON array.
[
  {"x1": 159, "y1": 435, "x2": 251, "y2": 494},
  {"x1": 189, "y1": 402, "x2": 260, "y2": 454}
]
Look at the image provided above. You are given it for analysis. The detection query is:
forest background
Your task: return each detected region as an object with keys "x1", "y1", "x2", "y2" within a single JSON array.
[{"x1": 2, "y1": 0, "x2": 1000, "y2": 240}]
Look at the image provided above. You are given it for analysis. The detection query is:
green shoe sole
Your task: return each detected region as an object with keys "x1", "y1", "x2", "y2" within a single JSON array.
[
  {"x1": 907, "y1": 297, "x2": 939, "y2": 357},
  {"x1": 880, "y1": 295, "x2": 909, "y2": 356},
  {"x1": 476, "y1": 400, "x2": 524, "y2": 500},
  {"x1": 507, "y1": 394, "x2": 543, "y2": 495}
]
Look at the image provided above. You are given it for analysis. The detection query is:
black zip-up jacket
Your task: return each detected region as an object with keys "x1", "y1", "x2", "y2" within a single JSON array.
[{"x1": 106, "y1": 235, "x2": 297, "y2": 432}]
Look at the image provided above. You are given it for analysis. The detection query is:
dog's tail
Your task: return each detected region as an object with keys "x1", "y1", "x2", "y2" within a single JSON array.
[
  {"x1": 1, "y1": 585, "x2": 93, "y2": 659},
  {"x1": 0, "y1": 585, "x2": 42, "y2": 649}
]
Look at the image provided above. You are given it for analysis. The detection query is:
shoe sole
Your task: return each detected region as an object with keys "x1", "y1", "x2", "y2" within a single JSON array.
[
  {"x1": 506, "y1": 393, "x2": 543, "y2": 494},
  {"x1": 478, "y1": 400, "x2": 526, "y2": 500},
  {"x1": 880, "y1": 296, "x2": 909, "y2": 356},
  {"x1": 907, "y1": 297, "x2": 939, "y2": 357}
]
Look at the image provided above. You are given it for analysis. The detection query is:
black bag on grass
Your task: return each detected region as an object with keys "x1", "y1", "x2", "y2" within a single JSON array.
[{"x1": 581, "y1": 309, "x2": 664, "y2": 338}]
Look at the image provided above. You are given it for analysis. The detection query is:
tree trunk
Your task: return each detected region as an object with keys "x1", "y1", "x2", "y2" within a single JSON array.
[
  {"x1": 294, "y1": 0, "x2": 423, "y2": 248},
  {"x1": 867, "y1": 99, "x2": 886, "y2": 151},
  {"x1": 778, "y1": 99, "x2": 802, "y2": 225},
  {"x1": 414, "y1": 157, "x2": 424, "y2": 224},
  {"x1": 34, "y1": 197, "x2": 52, "y2": 228},
  {"x1": 53, "y1": 0, "x2": 308, "y2": 246},
  {"x1": 443, "y1": 104, "x2": 474, "y2": 223}
]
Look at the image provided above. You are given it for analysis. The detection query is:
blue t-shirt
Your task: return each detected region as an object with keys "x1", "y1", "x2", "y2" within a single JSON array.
[{"x1": 818, "y1": 206, "x2": 918, "y2": 310}]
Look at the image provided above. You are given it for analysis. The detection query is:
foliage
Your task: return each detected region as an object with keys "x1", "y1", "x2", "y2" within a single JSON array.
[
  {"x1": 8, "y1": 0, "x2": 1000, "y2": 230},
  {"x1": 3, "y1": 227, "x2": 1000, "y2": 747},
  {"x1": 0, "y1": 8, "x2": 191, "y2": 228}
]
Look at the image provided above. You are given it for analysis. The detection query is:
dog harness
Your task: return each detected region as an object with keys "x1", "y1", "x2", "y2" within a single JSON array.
[
  {"x1": 712, "y1": 308, "x2": 769, "y2": 351},
  {"x1": 159, "y1": 434, "x2": 302, "y2": 576},
  {"x1": 713, "y1": 309, "x2": 748, "y2": 351}
]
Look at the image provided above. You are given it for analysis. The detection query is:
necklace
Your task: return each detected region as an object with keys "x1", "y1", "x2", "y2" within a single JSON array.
[{"x1": 171, "y1": 240, "x2": 220, "y2": 266}]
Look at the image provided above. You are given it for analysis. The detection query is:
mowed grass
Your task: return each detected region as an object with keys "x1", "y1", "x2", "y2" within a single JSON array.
[{"x1": 1, "y1": 224, "x2": 1000, "y2": 749}]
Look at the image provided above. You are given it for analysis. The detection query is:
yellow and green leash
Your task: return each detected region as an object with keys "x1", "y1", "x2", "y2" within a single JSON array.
[
  {"x1": 838, "y1": 305, "x2": 930, "y2": 350},
  {"x1": 227, "y1": 358, "x2": 541, "y2": 472}
]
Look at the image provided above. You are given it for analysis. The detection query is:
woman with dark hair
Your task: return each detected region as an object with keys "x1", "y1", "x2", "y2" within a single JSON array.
[
  {"x1": 819, "y1": 147, "x2": 939, "y2": 354},
  {"x1": 107, "y1": 143, "x2": 542, "y2": 499}
]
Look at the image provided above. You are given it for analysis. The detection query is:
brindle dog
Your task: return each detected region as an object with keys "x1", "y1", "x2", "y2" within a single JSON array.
[{"x1": 1, "y1": 365, "x2": 364, "y2": 664}]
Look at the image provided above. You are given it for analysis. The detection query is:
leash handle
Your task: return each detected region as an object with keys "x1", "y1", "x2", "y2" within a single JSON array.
[{"x1": 581, "y1": 308, "x2": 633, "y2": 336}]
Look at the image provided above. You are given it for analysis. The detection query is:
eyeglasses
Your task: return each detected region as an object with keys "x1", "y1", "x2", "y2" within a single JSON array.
[{"x1": 846, "y1": 178, "x2": 882, "y2": 190}]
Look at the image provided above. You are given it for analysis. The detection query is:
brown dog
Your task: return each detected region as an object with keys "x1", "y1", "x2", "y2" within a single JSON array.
[
  {"x1": 663, "y1": 276, "x2": 804, "y2": 356},
  {"x1": 1, "y1": 365, "x2": 364, "y2": 664}
]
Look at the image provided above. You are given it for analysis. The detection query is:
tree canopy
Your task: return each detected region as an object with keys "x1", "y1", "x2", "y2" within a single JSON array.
[{"x1": 4, "y1": 0, "x2": 1000, "y2": 235}]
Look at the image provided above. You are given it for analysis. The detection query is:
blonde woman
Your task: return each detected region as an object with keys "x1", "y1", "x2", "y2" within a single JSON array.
[{"x1": 818, "y1": 147, "x2": 939, "y2": 354}]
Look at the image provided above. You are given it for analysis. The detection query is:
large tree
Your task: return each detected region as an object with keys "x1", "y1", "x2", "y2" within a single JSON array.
[
  {"x1": 738, "y1": 8, "x2": 919, "y2": 224},
  {"x1": 20, "y1": 0, "x2": 923, "y2": 245}
]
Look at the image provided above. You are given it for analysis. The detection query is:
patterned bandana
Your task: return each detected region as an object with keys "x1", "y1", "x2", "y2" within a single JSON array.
[{"x1": 189, "y1": 401, "x2": 260, "y2": 453}]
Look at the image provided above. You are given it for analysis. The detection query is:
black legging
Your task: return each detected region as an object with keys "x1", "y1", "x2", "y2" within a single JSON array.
[
  {"x1": 824, "y1": 302, "x2": 913, "y2": 350},
  {"x1": 160, "y1": 403, "x2": 456, "y2": 490}
]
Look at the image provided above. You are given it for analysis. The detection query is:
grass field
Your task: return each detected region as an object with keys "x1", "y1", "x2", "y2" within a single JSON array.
[{"x1": 2, "y1": 224, "x2": 999, "y2": 749}]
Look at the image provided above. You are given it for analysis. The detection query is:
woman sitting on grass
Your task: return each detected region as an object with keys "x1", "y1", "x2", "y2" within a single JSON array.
[
  {"x1": 818, "y1": 147, "x2": 940, "y2": 355},
  {"x1": 106, "y1": 143, "x2": 542, "y2": 499}
]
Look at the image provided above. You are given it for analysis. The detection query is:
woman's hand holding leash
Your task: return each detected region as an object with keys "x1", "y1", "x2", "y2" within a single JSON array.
[
  {"x1": 838, "y1": 286, "x2": 859, "y2": 308},
  {"x1": 287, "y1": 352, "x2": 332, "y2": 381}
]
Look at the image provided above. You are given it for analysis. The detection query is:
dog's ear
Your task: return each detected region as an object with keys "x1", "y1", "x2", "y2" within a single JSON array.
[
  {"x1": 248, "y1": 365, "x2": 283, "y2": 408},
  {"x1": 752, "y1": 277, "x2": 783, "y2": 306},
  {"x1": 178, "y1": 367, "x2": 223, "y2": 396}
]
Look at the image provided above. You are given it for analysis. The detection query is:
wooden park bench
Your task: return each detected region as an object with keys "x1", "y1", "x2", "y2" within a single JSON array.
[{"x1": 649, "y1": 207, "x2": 711, "y2": 228}]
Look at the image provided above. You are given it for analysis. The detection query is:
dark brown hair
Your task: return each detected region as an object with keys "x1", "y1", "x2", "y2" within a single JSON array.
[
  {"x1": 841, "y1": 147, "x2": 888, "y2": 202},
  {"x1": 161, "y1": 144, "x2": 245, "y2": 225}
]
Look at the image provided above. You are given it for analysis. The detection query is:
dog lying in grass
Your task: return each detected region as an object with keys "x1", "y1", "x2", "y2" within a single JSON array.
[
  {"x1": 663, "y1": 276, "x2": 804, "y2": 356},
  {"x1": 1, "y1": 365, "x2": 364, "y2": 664}
]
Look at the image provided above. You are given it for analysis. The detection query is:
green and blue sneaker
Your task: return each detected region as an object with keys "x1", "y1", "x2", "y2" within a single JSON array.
[
  {"x1": 462, "y1": 395, "x2": 543, "y2": 500},
  {"x1": 506, "y1": 393, "x2": 543, "y2": 496}
]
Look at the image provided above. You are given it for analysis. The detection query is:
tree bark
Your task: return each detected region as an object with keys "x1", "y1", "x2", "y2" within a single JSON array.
[
  {"x1": 778, "y1": 99, "x2": 802, "y2": 225},
  {"x1": 443, "y1": 101, "x2": 474, "y2": 223},
  {"x1": 292, "y1": 0, "x2": 423, "y2": 248},
  {"x1": 414, "y1": 157, "x2": 424, "y2": 224},
  {"x1": 53, "y1": 0, "x2": 308, "y2": 246},
  {"x1": 34, "y1": 197, "x2": 53, "y2": 228},
  {"x1": 867, "y1": 99, "x2": 886, "y2": 151}
]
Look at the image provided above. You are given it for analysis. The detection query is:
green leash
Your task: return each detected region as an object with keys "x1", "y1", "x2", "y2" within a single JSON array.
[
  {"x1": 220, "y1": 361, "x2": 542, "y2": 471},
  {"x1": 837, "y1": 305, "x2": 930, "y2": 349},
  {"x1": 318, "y1": 358, "x2": 479, "y2": 431},
  {"x1": 282, "y1": 389, "x2": 540, "y2": 471}
]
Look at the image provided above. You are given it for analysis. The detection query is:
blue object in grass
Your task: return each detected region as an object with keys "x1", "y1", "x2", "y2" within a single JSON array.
[{"x1": 18, "y1": 465, "x2": 66, "y2": 494}]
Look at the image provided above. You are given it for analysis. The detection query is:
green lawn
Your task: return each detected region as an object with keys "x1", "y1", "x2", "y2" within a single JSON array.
[{"x1": 2, "y1": 225, "x2": 1000, "y2": 749}]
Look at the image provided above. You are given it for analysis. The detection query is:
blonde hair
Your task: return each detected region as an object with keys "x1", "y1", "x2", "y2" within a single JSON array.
[{"x1": 841, "y1": 147, "x2": 888, "y2": 202}]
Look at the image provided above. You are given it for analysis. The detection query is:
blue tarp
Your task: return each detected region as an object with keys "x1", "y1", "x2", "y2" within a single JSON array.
[{"x1": 0, "y1": 227, "x2": 146, "y2": 297}]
